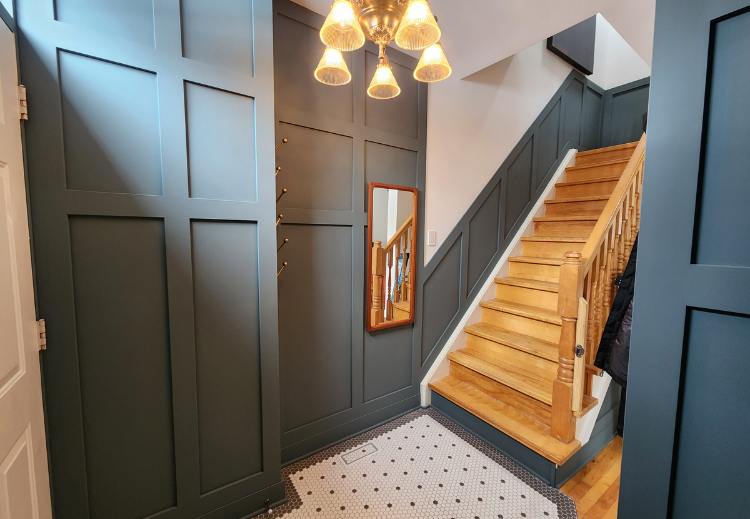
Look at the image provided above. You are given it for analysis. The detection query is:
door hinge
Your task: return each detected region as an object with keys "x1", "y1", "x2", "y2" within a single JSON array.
[
  {"x1": 37, "y1": 319, "x2": 47, "y2": 351},
  {"x1": 18, "y1": 85, "x2": 28, "y2": 121}
]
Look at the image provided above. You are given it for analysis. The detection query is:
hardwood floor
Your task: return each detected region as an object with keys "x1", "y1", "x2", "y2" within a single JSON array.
[{"x1": 561, "y1": 437, "x2": 622, "y2": 518}]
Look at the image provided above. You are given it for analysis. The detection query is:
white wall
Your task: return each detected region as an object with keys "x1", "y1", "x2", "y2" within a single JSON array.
[
  {"x1": 424, "y1": 19, "x2": 650, "y2": 264},
  {"x1": 589, "y1": 14, "x2": 650, "y2": 90}
]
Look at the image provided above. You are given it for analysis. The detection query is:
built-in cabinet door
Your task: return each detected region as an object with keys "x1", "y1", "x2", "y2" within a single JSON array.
[
  {"x1": 0, "y1": 18, "x2": 52, "y2": 519},
  {"x1": 620, "y1": 1, "x2": 750, "y2": 517},
  {"x1": 17, "y1": 1, "x2": 282, "y2": 517}
]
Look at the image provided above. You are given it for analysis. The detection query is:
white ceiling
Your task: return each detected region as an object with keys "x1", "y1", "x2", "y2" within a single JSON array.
[{"x1": 290, "y1": 0, "x2": 655, "y2": 78}]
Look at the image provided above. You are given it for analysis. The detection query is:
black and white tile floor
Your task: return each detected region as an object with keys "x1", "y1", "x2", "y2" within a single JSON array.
[{"x1": 265, "y1": 409, "x2": 577, "y2": 519}]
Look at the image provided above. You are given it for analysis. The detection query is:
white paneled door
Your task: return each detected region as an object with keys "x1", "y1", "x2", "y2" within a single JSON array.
[{"x1": 0, "y1": 18, "x2": 52, "y2": 519}]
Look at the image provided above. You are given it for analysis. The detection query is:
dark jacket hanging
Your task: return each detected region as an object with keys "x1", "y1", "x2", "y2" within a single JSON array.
[{"x1": 595, "y1": 237, "x2": 638, "y2": 386}]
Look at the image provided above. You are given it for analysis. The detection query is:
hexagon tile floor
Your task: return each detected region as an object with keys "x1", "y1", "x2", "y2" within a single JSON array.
[{"x1": 263, "y1": 408, "x2": 577, "y2": 519}]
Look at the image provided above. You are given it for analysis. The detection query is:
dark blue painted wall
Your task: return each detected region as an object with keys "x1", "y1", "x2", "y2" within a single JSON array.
[{"x1": 620, "y1": 0, "x2": 750, "y2": 517}]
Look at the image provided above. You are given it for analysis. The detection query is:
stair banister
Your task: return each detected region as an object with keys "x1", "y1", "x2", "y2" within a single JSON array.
[{"x1": 551, "y1": 134, "x2": 647, "y2": 442}]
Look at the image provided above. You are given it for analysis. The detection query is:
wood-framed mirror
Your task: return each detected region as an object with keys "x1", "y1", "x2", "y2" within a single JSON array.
[{"x1": 366, "y1": 182, "x2": 418, "y2": 332}]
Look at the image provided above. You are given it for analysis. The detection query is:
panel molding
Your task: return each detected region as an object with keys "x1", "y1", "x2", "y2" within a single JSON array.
[
  {"x1": 19, "y1": 0, "x2": 282, "y2": 517},
  {"x1": 273, "y1": 0, "x2": 427, "y2": 463}
]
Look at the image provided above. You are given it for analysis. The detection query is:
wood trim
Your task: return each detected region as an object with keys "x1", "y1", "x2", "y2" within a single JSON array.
[{"x1": 366, "y1": 182, "x2": 419, "y2": 333}]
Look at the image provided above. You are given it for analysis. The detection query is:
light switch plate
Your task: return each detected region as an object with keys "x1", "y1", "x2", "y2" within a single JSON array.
[{"x1": 427, "y1": 230, "x2": 437, "y2": 247}]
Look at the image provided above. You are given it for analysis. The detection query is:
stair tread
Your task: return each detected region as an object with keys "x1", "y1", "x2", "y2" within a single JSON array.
[
  {"x1": 545, "y1": 194, "x2": 610, "y2": 204},
  {"x1": 464, "y1": 322, "x2": 559, "y2": 362},
  {"x1": 556, "y1": 175, "x2": 620, "y2": 187},
  {"x1": 520, "y1": 235, "x2": 587, "y2": 243},
  {"x1": 449, "y1": 349, "x2": 554, "y2": 404},
  {"x1": 509, "y1": 256, "x2": 564, "y2": 266},
  {"x1": 575, "y1": 141, "x2": 638, "y2": 156},
  {"x1": 534, "y1": 215, "x2": 599, "y2": 222},
  {"x1": 429, "y1": 375, "x2": 581, "y2": 464},
  {"x1": 481, "y1": 299, "x2": 562, "y2": 325},
  {"x1": 494, "y1": 276, "x2": 559, "y2": 293},
  {"x1": 566, "y1": 158, "x2": 630, "y2": 171}
]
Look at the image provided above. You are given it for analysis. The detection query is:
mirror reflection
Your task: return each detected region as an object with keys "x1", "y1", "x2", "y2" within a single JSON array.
[{"x1": 368, "y1": 184, "x2": 417, "y2": 331}]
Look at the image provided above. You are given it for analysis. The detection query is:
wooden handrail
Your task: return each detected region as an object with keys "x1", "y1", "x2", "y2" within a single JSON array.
[
  {"x1": 578, "y1": 135, "x2": 647, "y2": 275},
  {"x1": 551, "y1": 134, "x2": 646, "y2": 442},
  {"x1": 386, "y1": 215, "x2": 414, "y2": 250}
]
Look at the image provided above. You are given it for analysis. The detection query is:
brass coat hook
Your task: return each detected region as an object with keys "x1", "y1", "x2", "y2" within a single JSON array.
[
  {"x1": 276, "y1": 213, "x2": 284, "y2": 227},
  {"x1": 275, "y1": 137, "x2": 288, "y2": 154},
  {"x1": 277, "y1": 188, "x2": 288, "y2": 202},
  {"x1": 277, "y1": 261, "x2": 288, "y2": 278},
  {"x1": 277, "y1": 237, "x2": 289, "y2": 251}
]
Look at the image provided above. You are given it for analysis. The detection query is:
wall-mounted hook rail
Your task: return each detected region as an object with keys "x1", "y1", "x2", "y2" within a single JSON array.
[
  {"x1": 277, "y1": 237, "x2": 289, "y2": 251},
  {"x1": 277, "y1": 188, "x2": 288, "y2": 202},
  {"x1": 276, "y1": 213, "x2": 284, "y2": 227},
  {"x1": 275, "y1": 137, "x2": 288, "y2": 154},
  {"x1": 277, "y1": 261, "x2": 288, "y2": 278}
]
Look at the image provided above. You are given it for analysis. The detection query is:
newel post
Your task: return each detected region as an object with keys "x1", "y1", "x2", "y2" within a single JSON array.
[
  {"x1": 370, "y1": 241, "x2": 385, "y2": 326},
  {"x1": 552, "y1": 251, "x2": 582, "y2": 443}
]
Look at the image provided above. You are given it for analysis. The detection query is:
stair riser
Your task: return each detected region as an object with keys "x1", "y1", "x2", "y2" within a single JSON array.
[
  {"x1": 575, "y1": 147, "x2": 636, "y2": 166},
  {"x1": 508, "y1": 261, "x2": 561, "y2": 283},
  {"x1": 555, "y1": 179, "x2": 618, "y2": 198},
  {"x1": 545, "y1": 199, "x2": 608, "y2": 216},
  {"x1": 465, "y1": 334, "x2": 558, "y2": 378},
  {"x1": 494, "y1": 283, "x2": 558, "y2": 312},
  {"x1": 533, "y1": 220, "x2": 595, "y2": 237},
  {"x1": 522, "y1": 240, "x2": 585, "y2": 258},
  {"x1": 449, "y1": 360, "x2": 553, "y2": 406},
  {"x1": 481, "y1": 307, "x2": 561, "y2": 343},
  {"x1": 564, "y1": 162, "x2": 625, "y2": 181}
]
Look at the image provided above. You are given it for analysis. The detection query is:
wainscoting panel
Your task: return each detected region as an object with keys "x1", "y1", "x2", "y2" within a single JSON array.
[
  {"x1": 59, "y1": 50, "x2": 162, "y2": 195},
  {"x1": 278, "y1": 224, "x2": 354, "y2": 434},
  {"x1": 274, "y1": 0, "x2": 426, "y2": 462},
  {"x1": 274, "y1": 10, "x2": 354, "y2": 124},
  {"x1": 364, "y1": 50, "x2": 419, "y2": 138},
  {"x1": 68, "y1": 216, "x2": 176, "y2": 519},
  {"x1": 533, "y1": 99, "x2": 562, "y2": 190},
  {"x1": 19, "y1": 0, "x2": 283, "y2": 517},
  {"x1": 467, "y1": 183, "x2": 501, "y2": 292},
  {"x1": 580, "y1": 86, "x2": 604, "y2": 150},
  {"x1": 180, "y1": 0, "x2": 255, "y2": 72},
  {"x1": 277, "y1": 123, "x2": 354, "y2": 211},
  {"x1": 504, "y1": 137, "x2": 535, "y2": 236},
  {"x1": 601, "y1": 77, "x2": 650, "y2": 147},
  {"x1": 185, "y1": 82, "x2": 257, "y2": 202},
  {"x1": 692, "y1": 8, "x2": 750, "y2": 268},
  {"x1": 561, "y1": 76, "x2": 585, "y2": 149},
  {"x1": 191, "y1": 221, "x2": 263, "y2": 494},
  {"x1": 54, "y1": 0, "x2": 156, "y2": 47}
]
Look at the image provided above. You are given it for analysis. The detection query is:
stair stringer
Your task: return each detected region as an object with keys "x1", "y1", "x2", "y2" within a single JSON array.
[{"x1": 420, "y1": 149, "x2": 576, "y2": 405}]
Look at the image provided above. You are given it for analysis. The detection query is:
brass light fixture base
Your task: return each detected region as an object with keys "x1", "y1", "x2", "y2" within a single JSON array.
[{"x1": 353, "y1": 0, "x2": 408, "y2": 45}]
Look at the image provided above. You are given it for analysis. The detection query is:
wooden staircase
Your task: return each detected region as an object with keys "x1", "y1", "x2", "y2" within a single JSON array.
[{"x1": 430, "y1": 138, "x2": 646, "y2": 465}]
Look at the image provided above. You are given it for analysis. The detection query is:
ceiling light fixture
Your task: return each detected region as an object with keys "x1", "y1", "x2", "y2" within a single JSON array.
[{"x1": 316, "y1": 0, "x2": 451, "y2": 99}]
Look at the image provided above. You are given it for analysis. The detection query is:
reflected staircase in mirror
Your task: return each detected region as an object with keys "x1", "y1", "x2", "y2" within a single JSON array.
[
  {"x1": 371, "y1": 215, "x2": 414, "y2": 326},
  {"x1": 429, "y1": 135, "x2": 646, "y2": 466}
]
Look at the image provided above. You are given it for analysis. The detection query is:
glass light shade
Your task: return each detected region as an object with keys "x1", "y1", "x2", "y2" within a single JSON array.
[
  {"x1": 320, "y1": 0, "x2": 366, "y2": 51},
  {"x1": 314, "y1": 48, "x2": 352, "y2": 86},
  {"x1": 394, "y1": 0, "x2": 441, "y2": 51},
  {"x1": 413, "y1": 43, "x2": 452, "y2": 82},
  {"x1": 367, "y1": 61, "x2": 401, "y2": 99}
]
